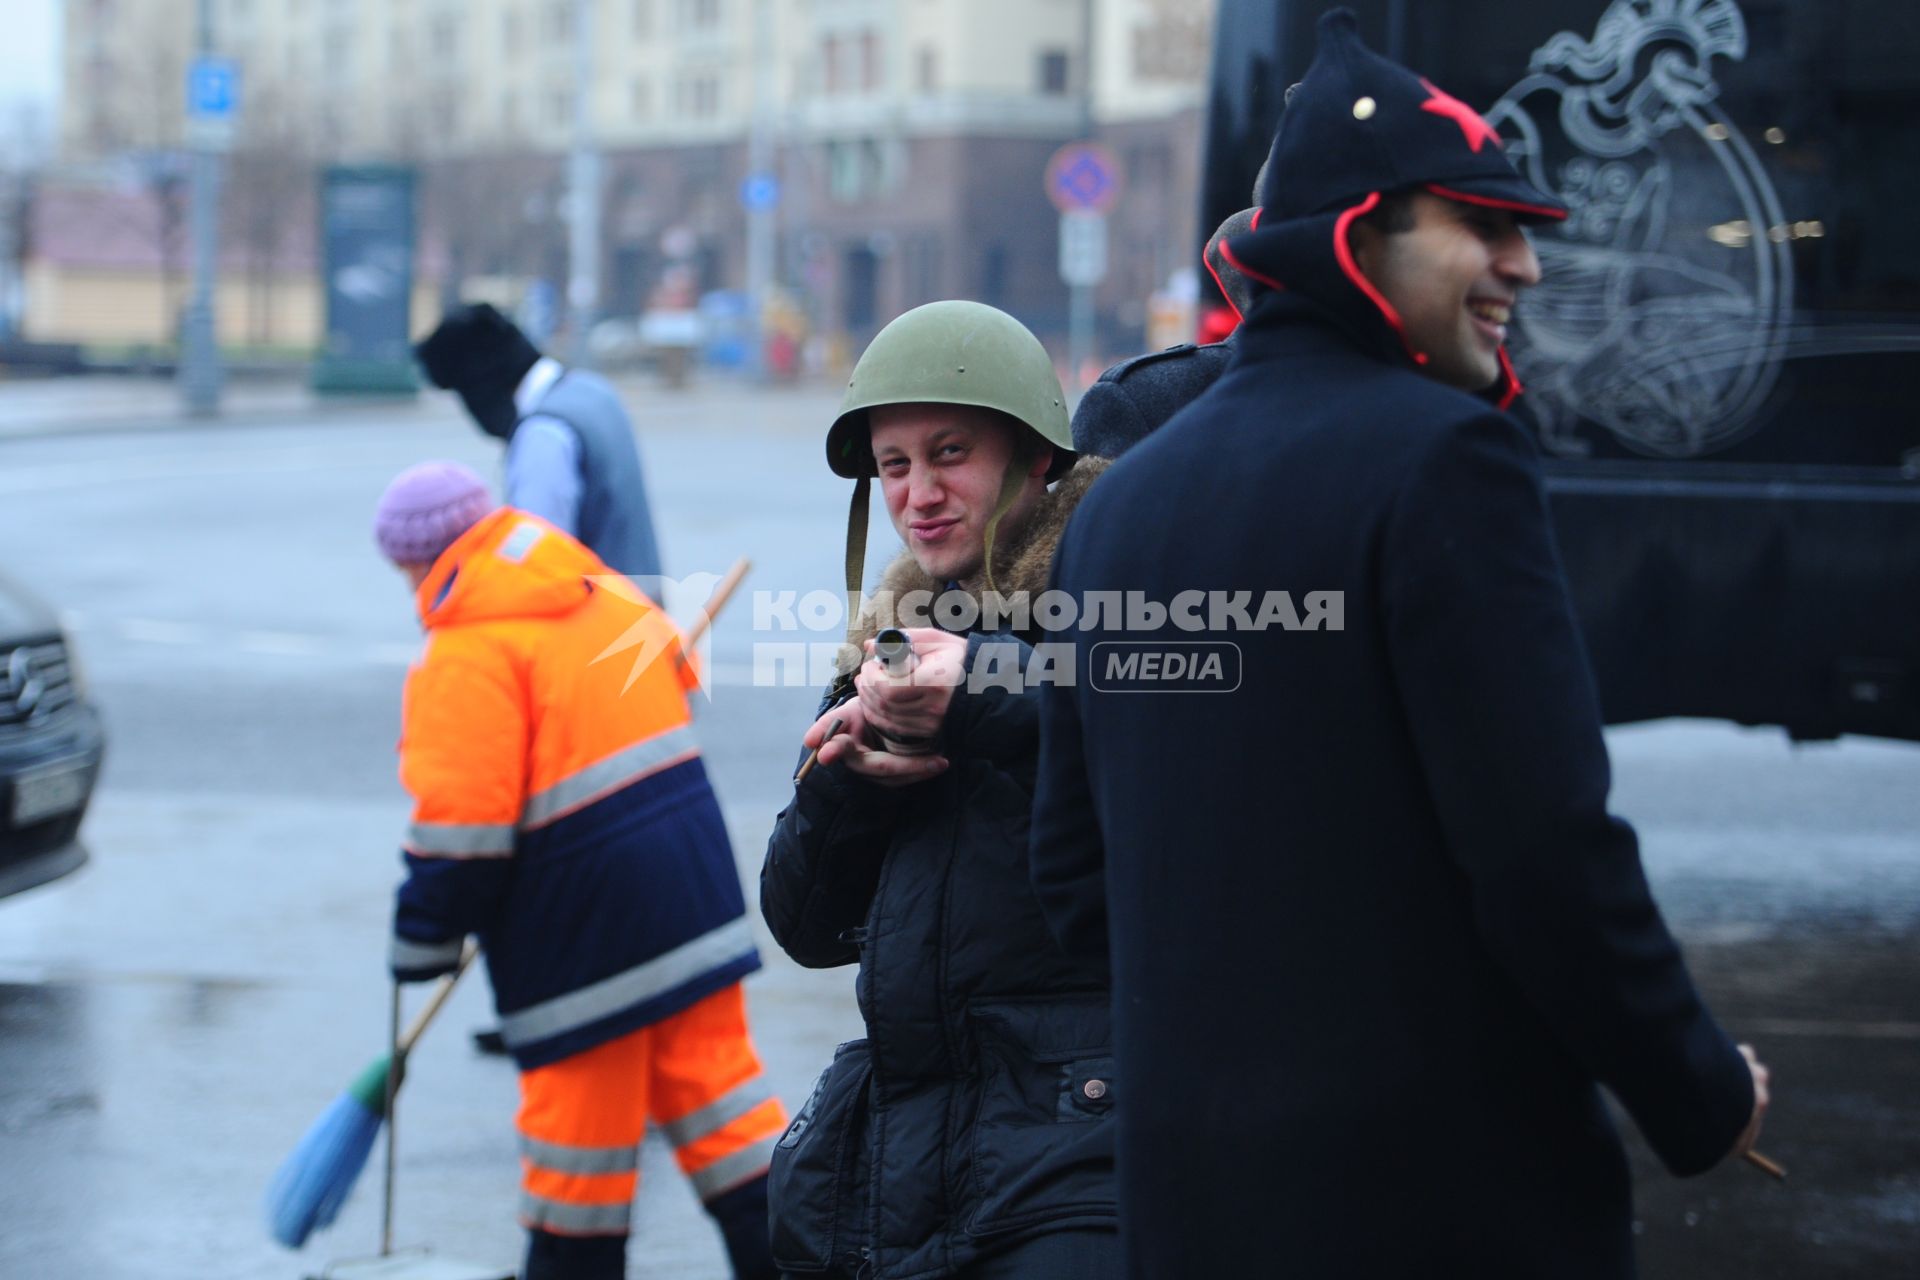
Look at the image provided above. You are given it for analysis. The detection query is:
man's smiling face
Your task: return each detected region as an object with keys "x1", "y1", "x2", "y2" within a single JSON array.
[
  {"x1": 869, "y1": 403, "x2": 1049, "y2": 586},
  {"x1": 1351, "y1": 190, "x2": 1542, "y2": 392}
]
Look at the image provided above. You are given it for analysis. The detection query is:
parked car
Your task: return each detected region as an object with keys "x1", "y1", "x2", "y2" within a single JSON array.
[{"x1": 0, "y1": 572, "x2": 103, "y2": 899}]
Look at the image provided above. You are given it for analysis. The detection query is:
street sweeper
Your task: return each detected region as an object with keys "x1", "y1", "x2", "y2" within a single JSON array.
[{"x1": 372, "y1": 460, "x2": 785, "y2": 1280}]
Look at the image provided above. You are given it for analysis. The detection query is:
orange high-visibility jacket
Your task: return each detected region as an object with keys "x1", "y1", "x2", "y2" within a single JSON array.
[{"x1": 390, "y1": 508, "x2": 758, "y2": 1069}]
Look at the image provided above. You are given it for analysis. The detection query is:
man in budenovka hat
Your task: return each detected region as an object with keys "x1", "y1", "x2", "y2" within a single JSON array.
[
  {"x1": 1031, "y1": 11, "x2": 1768, "y2": 1275},
  {"x1": 415, "y1": 303, "x2": 664, "y2": 582}
]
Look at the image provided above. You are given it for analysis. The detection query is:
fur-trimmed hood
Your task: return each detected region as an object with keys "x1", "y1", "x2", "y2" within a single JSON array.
[{"x1": 842, "y1": 455, "x2": 1110, "y2": 663}]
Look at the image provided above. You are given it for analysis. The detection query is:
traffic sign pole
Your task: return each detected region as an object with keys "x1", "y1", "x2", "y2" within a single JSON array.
[
  {"x1": 1046, "y1": 143, "x2": 1123, "y2": 397},
  {"x1": 180, "y1": 6, "x2": 232, "y2": 417}
]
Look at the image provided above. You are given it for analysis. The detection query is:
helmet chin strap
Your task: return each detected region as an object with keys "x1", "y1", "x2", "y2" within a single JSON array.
[
  {"x1": 980, "y1": 438, "x2": 1039, "y2": 600},
  {"x1": 844, "y1": 473, "x2": 871, "y2": 650}
]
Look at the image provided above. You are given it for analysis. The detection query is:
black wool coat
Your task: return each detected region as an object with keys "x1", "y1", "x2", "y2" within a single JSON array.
[
  {"x1": 762, "y1": 462, "x2": 1117, "y2": 1280},
  {"x1": 1030, "y1": 296, "x2": 1755, "y2": 1278}
]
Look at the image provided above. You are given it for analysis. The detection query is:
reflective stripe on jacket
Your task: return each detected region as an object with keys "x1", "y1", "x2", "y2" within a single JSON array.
[{"x1": 393, "y1": 507, "x2": 758, "y2": 1069}]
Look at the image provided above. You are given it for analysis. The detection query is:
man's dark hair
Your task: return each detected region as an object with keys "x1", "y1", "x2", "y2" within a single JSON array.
[{"x1": 1361, "y1": 190, "x2": 1419, "y2": 235}]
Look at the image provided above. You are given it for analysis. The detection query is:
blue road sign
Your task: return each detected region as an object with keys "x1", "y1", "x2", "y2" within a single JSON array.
[
  {"x1": 1045, "y1": 142, "x2": 1123, "y2": 214},
  {"x1": 740, "y1": 173, "x2": 780, "y2": 212},
  {"x1": 187, "y1": 58, "x2": 239, "y2": 119}
]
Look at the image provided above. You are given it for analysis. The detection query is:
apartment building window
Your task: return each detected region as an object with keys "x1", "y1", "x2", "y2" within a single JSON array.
[
  {"x1": 502, "y1": 90, "x2": 522, "y2": 132},
  {"x1": 674, "y1": 75, "x2": 720, "y2": 118},
  {"x1": 827, "y1": 138, "x2": 887, "y2": 203},
  {"x1": 430, "y1": 14, "x2": 459, "y2": 59},
  {"x1": 631, "y1": 78, "x2": 651, "y2": 119},
  {"x1": 860, "y1": 30, "x2": 882, "y2": 92},
  {"x1": 828, "y1": 140, "x2": 861, "y2": 202},
  {"x1": 548, "y1": 88, "x2": 571, "y2": 128},
  {"x1": 325, "y1": 25, "x2": 353, "y2": 76},
  {"x1": 917, "y1": 47, "x2": 937, "y2": 93},
  {"x1": 906, "y1": 235, "x2": 941, "y2": 306},
  {"x1": 547, "y1": 1, "x2": 572, "y2": 43},
  {"x1": 504, "y1": 7, "x2": 523, "y2": 50},
  {"x1": 822, "y1": 35, "x2": 844, "y2": 95},
  {"x1": 980, "y1": 244, "x2": 1009, "y2": 307},
  {"x1": 430, "y1": 90, "x2": 460, "y2": 139},
  {"x1": 389, "y1": 28, "x2": 409, "y2": 70},
  {"x1": 681, "y1": 0, "x2": 721, "y2": 30},
  {"x1": 633, "y1": 0, "x2": 651, "y2": 38},
  {"x1": 1038, "y1": 50, "x2": 1070, "y2": 95}
]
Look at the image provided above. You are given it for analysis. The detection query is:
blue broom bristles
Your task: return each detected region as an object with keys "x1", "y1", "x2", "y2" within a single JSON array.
[{"x1": 264, "y1": 1055, "x2": 392, "y2": 1248}]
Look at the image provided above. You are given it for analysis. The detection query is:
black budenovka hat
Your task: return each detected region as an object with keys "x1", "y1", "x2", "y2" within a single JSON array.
[
  {"x1": 1259, "y1": 8, "x2": 1567, "y2": 223},
  {"x1": 1219, "y1": 9, "x2": 1568, "y2": 407},
  {"x1": 413, "y1": 303, "x2": 542, "y2": 439}
]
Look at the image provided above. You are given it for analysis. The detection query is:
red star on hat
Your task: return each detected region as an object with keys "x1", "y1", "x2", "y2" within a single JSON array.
[{"x1": 1419, "y1": 78, "x2": 1501, "y2": 153}]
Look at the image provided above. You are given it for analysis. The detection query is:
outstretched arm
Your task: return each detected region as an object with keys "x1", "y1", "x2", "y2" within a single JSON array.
[{"x1": 1383, "y1": 412, "x2": 1757, "y2": 1175}]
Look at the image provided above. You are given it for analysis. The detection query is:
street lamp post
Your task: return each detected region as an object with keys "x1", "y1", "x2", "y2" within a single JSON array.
[
  {"x1": 744, "y1": 0, "x2": 776, "y2": 380},
  {"x1": 179, "y1": 0, "x2": 224, "y2": 416},
  {"x1": 567, "y1": 0, "x2": 601, "y2": 367}
]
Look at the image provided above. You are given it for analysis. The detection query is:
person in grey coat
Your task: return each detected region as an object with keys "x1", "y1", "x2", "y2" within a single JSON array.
[
  {"x1": 1069, "y1": 207, "x2": 1258, "y2": 459},
  {"x1": 415, "y1": 303, "x2": 664, "y2": 581}
]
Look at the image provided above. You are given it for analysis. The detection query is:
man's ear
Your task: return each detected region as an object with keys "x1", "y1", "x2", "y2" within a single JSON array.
[{"x1": 1027, "y1": 445, "x2": 1054, "y2": 480}]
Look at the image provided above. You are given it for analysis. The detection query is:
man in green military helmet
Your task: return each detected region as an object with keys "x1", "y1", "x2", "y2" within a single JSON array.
[
  {"x1": 759, "y1": 301, "x2": 1121, "y2": 1279},
  {"x1": 808, "y1": 299, "x2": 1086, "y2": 782}
]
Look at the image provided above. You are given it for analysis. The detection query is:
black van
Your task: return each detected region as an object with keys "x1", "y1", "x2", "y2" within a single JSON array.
[
  {"x1": 0, "y1": 573, "x2": 103, "y2": 899},
  {"x1": 1202, "y1": 0, "x2": 1920, "y2": 741}
]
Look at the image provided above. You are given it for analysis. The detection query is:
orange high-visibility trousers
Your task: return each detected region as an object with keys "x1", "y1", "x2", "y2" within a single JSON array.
[{"x1": 515, "y1": 983, "x2": 788, "y2": 1236}]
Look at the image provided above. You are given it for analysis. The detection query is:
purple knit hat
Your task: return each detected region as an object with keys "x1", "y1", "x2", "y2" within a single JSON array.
[{"x1": 373, "y1": 461, "x2": 496, "y2": 565}]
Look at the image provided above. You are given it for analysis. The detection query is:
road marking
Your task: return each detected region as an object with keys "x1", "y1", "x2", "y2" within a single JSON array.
[
  {"x1": 370, "y1": 643, "x2": 423, "y2": 666},
  {"x1": 0, "y1": 449, "x2": 380, "y2": 496},
  {"x1": 120, "y1": 619, "x2": 207, "y2": 645},
  {"x1": 1743, "y1": 1018, "x2": 1920, "y2": 1041},
  {"x1": 237, "y1": 630, "x2": 328, "y2": 658},
  {"x1": 69, "y1": 614, "x2": 767, "y2": 686}
]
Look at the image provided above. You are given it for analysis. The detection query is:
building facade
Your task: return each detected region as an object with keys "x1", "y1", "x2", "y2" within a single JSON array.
[{"x1": 54, "y1": 0, "x2": 1212, "y2": 355}]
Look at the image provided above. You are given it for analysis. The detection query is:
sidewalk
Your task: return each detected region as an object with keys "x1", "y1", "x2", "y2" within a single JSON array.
[
  {"x1": 0, "y1": 370, "x2": 846, "y2": 444},
  {"x1": 0, "y1": 372, "x2": 442, "y2": 442}
]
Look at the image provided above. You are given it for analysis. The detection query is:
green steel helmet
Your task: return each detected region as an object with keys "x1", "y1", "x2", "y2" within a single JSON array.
[{"x1": 826, "y1": 300, "x2": 1075, "y2": 481}]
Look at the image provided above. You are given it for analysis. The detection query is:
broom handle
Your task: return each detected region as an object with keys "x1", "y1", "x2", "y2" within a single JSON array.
[
  {"x1": 382, "y1": 982, "x2": 401, "y2": 1256},
  {"x1": 674, "y1": 558, "x2": 751, "y2": 668},
  {"x1": 397, "y1": 939, "x2": 480, "y2": 1059}
]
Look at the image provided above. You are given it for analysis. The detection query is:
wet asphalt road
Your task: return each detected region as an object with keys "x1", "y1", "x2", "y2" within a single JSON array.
[{"x1": 0, "y1": 378, "x2": 1915, "y2": 1278}]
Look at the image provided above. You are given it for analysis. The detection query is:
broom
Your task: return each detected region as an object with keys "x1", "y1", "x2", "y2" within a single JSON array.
[{"x1": 265, "y1": 940, "x2": 478, "y2": 1248}]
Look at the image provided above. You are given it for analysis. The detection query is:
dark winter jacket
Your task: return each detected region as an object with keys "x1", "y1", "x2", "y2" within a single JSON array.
[
  {"x1": 762, "y1": 460, "x2": 1116, "y2": 1280},
  {"x1": 1030, "y1": 14, "x2": 1753, "y2": 1277},
  {"x1": 1069, "y1": 339, "x2": 1235, "y2": 460}
]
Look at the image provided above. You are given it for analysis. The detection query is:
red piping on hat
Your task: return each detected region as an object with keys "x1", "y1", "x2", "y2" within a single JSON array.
[
  {"x1": 1334, "y1": 193, "x2": 1428, "y2": 367},
  {"x1": 1206, "y1": 208, "x2": 1272, "y2": 325},
  {"x1": 1494, "y1": 347, "x2": 1524, "y2": 411},
  {"x1": 1424, "y1": 183, "x2": 1568, "y2": 223},
  {"x1": 1203, "y1": 247, "x2": 1244, "y2": 323},
  {"x1": 1216, "y1": 234, "x2": 1285, "y2": 296}
]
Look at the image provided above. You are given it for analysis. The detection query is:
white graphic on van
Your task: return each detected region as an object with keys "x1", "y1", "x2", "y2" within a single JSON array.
[{"x1": 1487, "y1": 0, "x2": 1792, "y2": 458}]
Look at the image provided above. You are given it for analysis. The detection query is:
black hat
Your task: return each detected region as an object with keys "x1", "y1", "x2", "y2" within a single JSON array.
[
  {"x1": 413, "y1": 303, "x2": 542, "y2": 439},
  {"x1": 1259, "y1": 9, "x2": 1566, "y2": 224}
]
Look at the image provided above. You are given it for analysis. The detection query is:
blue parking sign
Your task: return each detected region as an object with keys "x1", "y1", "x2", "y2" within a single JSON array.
[
  {"x1": 740, "y1": 173, "x2": 780, "y2": 212},
  {"x1": 187, "y1": 58, "x2": 238, "y2": 119}
]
